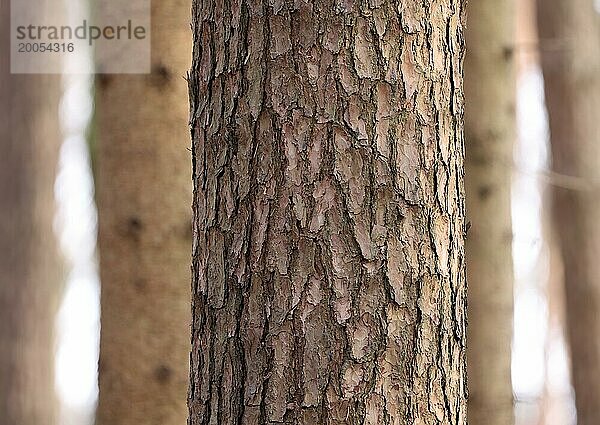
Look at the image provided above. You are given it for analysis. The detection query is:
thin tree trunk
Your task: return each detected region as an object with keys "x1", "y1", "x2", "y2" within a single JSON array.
[
  {"x1": 539, "y1": 224, "x2": 570, "y2": 425},
  {"x1": 516, "y1": 0, "x2": 539, "y2": 73},
  {"x1": 188, "y1": 1, "x2": 468, "y2": 423},
  {"x1": 537, "y1": 1, "x2": 600, "y2": 423},
  {"x1": 95, "y1": 1, "x2": 192, "y2": 424},
  {"x1": 0, "y1": 1, "x2": 63, "y2": 423},
  {"x1": 464, "y1": 0, "x2": 516, "y2": 423}
]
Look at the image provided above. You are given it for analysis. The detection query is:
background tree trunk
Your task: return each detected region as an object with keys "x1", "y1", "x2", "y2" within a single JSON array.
[
  {"x1": 188, "y1": 0, "x2": 468, "y2": 423},
  {"x1": 464, "y1": 0, "x2": 516, "y2": 423},
  {"x1": 0, "y1": 1, "x2": 63, "y2": 424},
  {"x1": 95, "y1": 1, "x2": 192, "y2": 424},
  {"x1": 537, "y1": 0, "x2": 600, "y2": 423}
]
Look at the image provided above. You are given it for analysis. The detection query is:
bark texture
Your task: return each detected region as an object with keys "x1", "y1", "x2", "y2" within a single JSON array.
[
  {"x1": 537, "y1": 1, "x2": 600, "y2": 423},
  {"x1": 0, "y1": 1, "x2": 63, "y2": 423},
  {"x1": 95, "y1": 0, "x2": 192, "y2": 423},
  {"x1": 188, "y1": 0, "x2": 468, "y2": 423},
  {"x1": 464, "y1": 0, "x2": 515, "y2": 423}
]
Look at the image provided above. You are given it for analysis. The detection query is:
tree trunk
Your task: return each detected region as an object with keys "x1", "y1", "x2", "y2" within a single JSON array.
[
  {"x1": 95, "y1": 1, "x2": 192, "y2": 424},
  {"x1": 0, "y1": 1, "x2": 63, "y2": 424},
  {"x1": 188, "y1": 1, "x2": 468, "y2": 423},
  {"x1": 464, "y1": 0, "x2": 515, "y2": 423},
  {"x1": 537, "y1": 1, "x2": 600, "y2": 423}
]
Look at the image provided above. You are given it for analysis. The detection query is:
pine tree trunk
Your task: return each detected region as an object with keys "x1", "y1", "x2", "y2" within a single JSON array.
[
  {"x1": 537, "y1": 1, "x2": 600, "y2": 423},
  {"x1": 95, "y1": 1, "x2": 192, "y2": 424},
  {"x1": 188, "y1": 1, "x2": 468, "y2": 423},
  {"x1": 464, "y1": 0, "x2": 515, "y2": 423},
  {"x1": 0, "y1": 1, "x2": 62, "y2": 423}
]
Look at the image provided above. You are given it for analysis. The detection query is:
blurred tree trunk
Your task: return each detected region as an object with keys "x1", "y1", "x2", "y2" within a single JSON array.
[
  {"x1": 0, "y1": 1, "x2": 63, "y2": 424},
  {"x1": 464, "y1": 0, "x2": 516, "y2": 423},
  {"x1": 188, "y1": 0, "x2": 468, "y2": 423},
  {"x1": 95, "y1": 1, "x2": 192, "y2": 424},
  {"x1": 539, "y1": 224, "x2": 570, "y2": 425},
  {"x1": 516, "y1": 0, "x2": 539, "y2": 73},
  {"x1": 537, "y1": 0, "x2": 600, "y2": 423}
]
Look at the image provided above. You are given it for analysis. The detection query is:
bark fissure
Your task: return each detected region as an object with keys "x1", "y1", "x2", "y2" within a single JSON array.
[{"x1": 189, "y1": 0, "x2": 468, "y2": 423}]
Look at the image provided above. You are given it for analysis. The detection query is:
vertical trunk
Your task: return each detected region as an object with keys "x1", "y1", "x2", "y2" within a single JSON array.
[
  {"x1": 516, "y1": 0, "x2": 539, "y2": 73},
  {"x1": 464, "y1": 0, "x2": 515, "y2": 423},
  {"x1": 188, "y1": 0, "x2": 468, "y2": 423},
  {"x1": 537, "y1": 1, "x2": 600, "y2": 423},
  {"x1": 95, "y1": 1, "x2": 192, "y2": 424},
  {"x1": 0, "y1": 1, "x2": 63, "y2": 424},
  {"x1": 539, "y1": 225, "x2": 570, "y2": 425}
]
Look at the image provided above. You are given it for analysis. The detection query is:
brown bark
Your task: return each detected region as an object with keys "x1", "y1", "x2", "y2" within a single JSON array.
[
  {"x1": 188, "y1": 0, "x2": 468, "y2": 423},
  {"x1": 95, "y1": 0, "x2": 192, "y2": 424},
  {"x1": 537, "y1": 1, "x2": 600, "y2": 423},
  {"x1": 0, "y1": 1, "x2": 63, "y2": 424},
  {"x1": 464, "y1": 0, "x2": 516, "y2": 423}
]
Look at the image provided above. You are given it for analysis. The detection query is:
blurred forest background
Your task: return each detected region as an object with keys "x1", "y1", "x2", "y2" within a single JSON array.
[{"x1": 2, "y1": 0, "x2": 599, "y2": 423}]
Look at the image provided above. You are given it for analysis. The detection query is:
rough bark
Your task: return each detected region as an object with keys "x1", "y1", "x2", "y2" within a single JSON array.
[
  {"x1": 95, "y1": 0, "x2": 192, "y2": 424},
  {"x1": 0, "y1": 1, "x2": 63, "y2": 423},
  {"x1": 464, "y1": 0, "x2": 516, "y2": 423},
  {"x1": 537, "y1": 1, "x2": 600, "y2": 424},
  {"x1": 188, "y1": 0, "x2": 468, "y2": 423}
]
